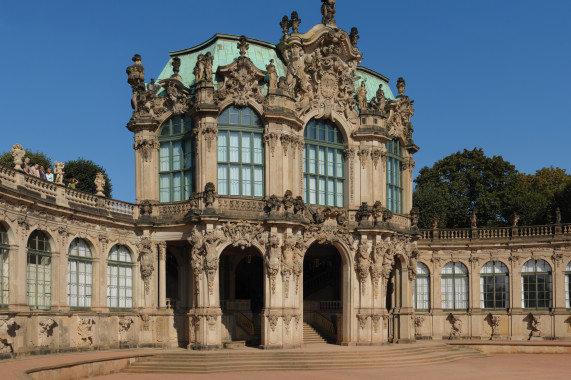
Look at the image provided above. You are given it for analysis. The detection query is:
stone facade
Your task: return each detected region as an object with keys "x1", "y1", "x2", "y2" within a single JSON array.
[{"x1": 0, "y1": 3, "x2": 569, "y2": 357}]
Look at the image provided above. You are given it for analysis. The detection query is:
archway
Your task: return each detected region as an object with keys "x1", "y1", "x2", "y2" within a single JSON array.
[
  {"x1": 219, "y1": 246, "x2": 264, "y2": 346},
  {"x1": 303, "y1": 243, "x2": 342, "y2": 344},
  {"x1": 166, "y1": 252, "x2": 179, "y2": 302}
]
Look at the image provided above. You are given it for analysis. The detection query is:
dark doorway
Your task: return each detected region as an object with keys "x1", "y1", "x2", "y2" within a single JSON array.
[{"x1": 166, "y1": 252, "x2": 179, "y2": 299}]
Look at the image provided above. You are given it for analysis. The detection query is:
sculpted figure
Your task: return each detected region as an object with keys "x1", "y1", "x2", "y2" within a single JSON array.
[
  {"x1": 54, "y1": 161, "x2": 65, "y2": 184},
  {"x1": 94, "y1": 172, "x2": 105, "y2": 196},
  {"x1": 349, "y1": 27, "x2": 359, "y2": 47},
  {"x1": 204, "y1": 52, "x2": 214, "y2": 82},
  {"x1": 373, "y1": 84, "x2": 386, "y2": 111},
  {"x1": 194, "y1": 54, "x2": 205, "y2": 83},
  {"x1": 321, "y1": 0, "x2": 336, "y2": 25},
  {"x1": 171, "y1": 56, "x2": 181, "y2": 76},
  {"x1": 266, "y1": 59, "x2": 278, "y2": 90},
  {"x1": 356, "y1": 81, "x2": 368, "y2": 111},
  {"x1": 9, "y1": 144, "x2": 25, "y2": 171},
  {"x1": 470, "y1": 212, "x2": 477, "y2": 228}
]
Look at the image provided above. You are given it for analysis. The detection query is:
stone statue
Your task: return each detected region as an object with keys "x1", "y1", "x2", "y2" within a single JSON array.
[
  {"x1": 356, "y1": 81, "x2": 367, "y2": 111},
  {"x1": 470, "y1": 212, "x2": 477, "y2": 228},
  {"x1": 321, "y1": 0, "x2": 336, "y2": 25},
  {"x1": 194, "y1": 54, "x2": 206, "y2": 83},
  {"x1": 94, "y1": 172, "x2": 105, "y2": 197},
  {"x1": 556, "y1": 207, "x2": 561, "y2": 224},
  {"x1": 349, "y1": 27, "x2": 359, "y2": 47},
  {"x1": 171, "y1": 56, "x2": 181, "y2": 77},
  {"x1": 204, "y1": 52, "x2": 214, "y2": 82},
  {"x1": 9, "y1": 144, "x2": 25, "y2": 171},
  {"x1": 54, "y1": 161, "x2": 65, "y2": 185},
  {"x1": 512, "y1": 212, "x2": 520, "y2": 227},
  {"x1": 280, "y1": 15, "x2": 290, "y2": 36},
  {"x1": 289, "y1": 11, "x2": 301, "y2": 34},
  {"x1": 203, "y1": 182, "x2": 217, "y2": 208},
  {"x1": 373, "y1": 84, "x2": 386, "y2": 112},
  {"x1": 266, "y1": 59, "x2": 278, "y2": 90},
  {"x1": 126, "y1": 54, "x2": 145, "y2": 110},
  {"x1": 432, "y1": 216, "x2": 439, "y2": 229},
  {"x1": 237, "y1": 35, "x2": 249, "y2": 57},
  {"x1": 397, "y1": 77, "x2": 406, "y2": 96}
]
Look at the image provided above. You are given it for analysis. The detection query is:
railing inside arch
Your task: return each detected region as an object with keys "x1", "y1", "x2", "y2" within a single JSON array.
[{"x1": 421, "y1": 223, "x2": 570, "y2": 241}]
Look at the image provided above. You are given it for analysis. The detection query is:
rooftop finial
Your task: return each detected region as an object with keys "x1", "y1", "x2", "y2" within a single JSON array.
[
  {"x1": 397, "y1": 77, "x2": 406, "y2": 96},
  {"x1": 238, "y1": 35, "x2": 249, "y2": 57},
  {"x1": 172, "y1": 56, "x2": 181, "y2": 76},
  {"x1": 349, "y1": 27, "x2": 359, "y2": 47},
  {"x1": 290, "y1": 11, "x2": 301, "y2": 33},
  {"x1": 280, "y1": 15, "x2": 290, "y2": 37},
  {"x1": 321, "y1": 0, "x2": 336, "y2": 26}
]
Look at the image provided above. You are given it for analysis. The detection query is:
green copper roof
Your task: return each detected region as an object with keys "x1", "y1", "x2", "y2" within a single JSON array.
[
  {"x1": 156, "y1": 33, "x2": 394, "y2": 102},
  {"x1": 356, "y1": 66, "x2": 395, "y2": 102},
  {"x1": 156, "y1": 34, "x2": 287, "y2": 87}
]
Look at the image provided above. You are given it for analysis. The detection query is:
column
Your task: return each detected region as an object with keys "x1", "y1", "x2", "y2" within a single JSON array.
[{"x1": 158, "y1": 241, "x2": 167, "y2": 309}]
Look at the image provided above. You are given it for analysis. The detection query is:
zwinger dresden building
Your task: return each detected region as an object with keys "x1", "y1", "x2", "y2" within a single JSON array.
[{"x1": 0, "y1": 2, "x2": 570, "y2": 356}]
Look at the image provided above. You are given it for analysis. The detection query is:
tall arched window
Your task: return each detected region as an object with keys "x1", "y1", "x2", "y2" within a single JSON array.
[
  {"x1": 565, "y1": 262, "x2": 571, "y2": 308},
  {"x1": 107, "y1": 245, "x2": 133, "y2": 310},
  {"x1": 0, "y1": 225, "x2": 9, "y2": 307},
  {"x1": 480, "y1": 261, "x2": 509, "y2": 310},
  {"x1": 217, "y1": 106, "x2": 264, "y2": 197},
  {"x1": 414, "y1": 262, "x2": 430, "y2": 311},
  {"x1": 68, "y1": 238, "x2": 93, "y2": 309},
  {"x1": 522, "y1": 259, "x2": 552, "y2": 309},
  {"x1": 27, "y1": 231, "x2": 51, "y2": 309},
  {"x1": 159, "y1": 116, "x2": 195, "y2": 202},
  {"x1": 303, "y1": 119, "x2": 345, "y2": 206},
  {"x1": 386, "y1": 139, "x2": 403, "y2": 213},
  {"x1": 441, "y1": 262, "x2": 468, "y2": 310}
]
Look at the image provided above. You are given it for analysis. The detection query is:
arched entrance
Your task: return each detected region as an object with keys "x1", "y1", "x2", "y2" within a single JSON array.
[
  {"x1": 303, "y1": 243, "x2": 342, "y2": 344},
  {"x1": 385, "y1": 256, "x2": 412, "y2": 343},
  {"x1": 219, "y1": 246, "x2": 263, "y2": 346}
]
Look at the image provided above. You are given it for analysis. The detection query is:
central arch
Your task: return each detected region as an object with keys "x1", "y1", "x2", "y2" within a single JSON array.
[
  {"x1": 219, "y1": 246, "x2": 264, "y2": 346},
  {"x1": 302, "y1": 242, "x2": 346, "y2": 344}
]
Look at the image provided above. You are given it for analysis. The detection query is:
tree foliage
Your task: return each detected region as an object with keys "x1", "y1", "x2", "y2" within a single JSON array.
[
  {"x1": 555, "y1": 181, "x2": 571, "y2": 223},
  {"x1": 63, "y1": 158, "x2": 112, "y2": 197},
  {"x1": 413, "y1": 148, "x2": 517, "y2": 229},
  {"x1": 0, "y1": 148, "x2": 53, "y2": 170}
]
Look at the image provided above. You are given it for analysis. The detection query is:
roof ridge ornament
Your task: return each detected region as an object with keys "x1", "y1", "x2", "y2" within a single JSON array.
[
  {"x1": 237, "y1": 35, "x2": 249, "y2": 57},
  {"x1": 321, "y1": 0, "x2": 336, "y2": 26},
  {"x1": 290, "y1": 11, "x2": 301, "y2": 34}
]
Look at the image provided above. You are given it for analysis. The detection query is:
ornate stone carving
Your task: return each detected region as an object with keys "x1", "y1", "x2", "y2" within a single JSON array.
[
  {"x1": 293, "y1": 196, "x2": 306, "y2": 215},
  {"x1": 283, "y1": 314, "x2": 293, "y2": 334},
  {"x1": 163, "y1": 80, "x2": 191, "y2": 116},
  {"x1": 280, "y1": 15, "x2": 290, "y2": 37},
  {"x1": 371, "y1": 240, "x2": 386, "y2": 297},
  {"x1": 358, "y1": 148, "x2": 369, "y2": 169},
  {"x1": 355, "y1": 202, "x2": 372, "y2": 225},
  {"x1": 133, "y1": 134, "x2": 159, "y2": 162},
  {"x1": 321, "y1": 0, "x2": 336, "y2": 25},
  {"x1": 263, "y1": 132, "x2": 279, "y2": 157},
  {"x1": 410, "y1": 207, "x2": 420, "y2": 228},
  {"x1": 94, "y1": 172, "x2": 105, "y2": 197},
  {"x1": 127, "y1": 54, "x2": 145, "y2": 111},
  {"x1": 371, "y1": 149, "x2": 382, "y2": 168},
  {"x1": 371, "y1": 314, "x2": 381, "y2": 333},
  {"x1": 267, "y1": 315, "x2": 279, "y2": 332},
  {"x1": 403, "y1": 156, "x2": 415, "y2": 171},
  {"x1": 39, "y1": 318, "x2": 57, "y2": 347},
  {"x1": 386, "y1": 78, "x2": 414, "y2": 140},
  {"x1": 203, "y1": 182, "x2": 217, "y2": 209},
  {"x1": 303, "y1": 224, "x2": 355, "y2": 250},
  {"x1": 280, "y1": 134, "x2": 291, "y2": 156},
  {"x1": 289, "y1": 11, "x2": 301, "y2": 34},
  {"x1": 76, "y1": 318, "x2": 94, "y2": 346},
  {"x1": 448, "y1": 314, "x2": 462, "y2": 339},
  {"x1": 54, "y1": 161, "x2": 65, "y2": 184},
  {"x1": 356, "y1": 314, "x2": 368, "y2": 330},
  {"x1": 194, "y1": 52, "x2": 214, "y2": 84},
  {"x1": 0, "y1": 317, "x2": 17, "y2": 353},
  {"x1": 222, "y1": 221, "x2": 266, "y2": 250},
  {"x1": 137, "y1": 236, "x2": 154, "y2": 294},
  {"x1": 370, "y1": 85, "x2": 386, "y2": 113},
  {"x1": 356, "y1": 239, "x2": 371, "y2": 295},
  {"x1": 266, "y1": 234, "x2": 281, "y2": 294},
  {"x1": 216, "y1": 36, "x2": 266, "y2": 106},
  {"x1": 9, "y1": 144, "x2": 25, "y2": 171},
  {"x1": 414, "y1": 315, "x2": 424, "y2": 336},
  {"x1": 266, "y1": 59, "x2": 278, "y2": 90},
  {"x1": 264, "y1": 194, "x2": 282, "y2": 214},
  {"x1": 118, "y1": 317, "x2": 133, "y2": 342},
  {"x1": 309, "y1": 206, "x2": 347, "y2": 226},
  {"x1": 356, "y1": 81, "x2": 367, "y2": 112},
  {"x1": 349, "y1": 27, "x2": 359, "y2": 48},
  {"x1": 139, "y1": 200, "x2": 153, "y2": 216},
  {"x1": 371, "y1": 201, "x2": 384, "y2": 224},
  {"x1": 407, "y1": 249, "x2": 419, "y2": 281},
  {"x1": 188, "y1": 228, "x2": 226, "y2": 295}
]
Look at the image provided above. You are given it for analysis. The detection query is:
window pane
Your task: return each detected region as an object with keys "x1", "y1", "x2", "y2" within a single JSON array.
[
  {"x1": 241, "y1": 134, "x2": 251, "y2": 163},
  {"x1": 218, "y1": 165, "x2": 228, "y2": 195},
  {"x1": 172, "y1": 141, "x2": 182, "y2": 171},
  {"x1": 229, "y1": 165, "x2": 240, "y2": 195},
  {"x1": 242, "y1": 166, "x2": 252, "y2": 196},
  {"x1": 172, "y1": 173, "x2": 182, "y2": 202},
  {"x1": 253, "y1": 134, "x2": 263, "y2": 164},
  {"x1": 218, "y1": 132, "x2": 228, "y2": 162},
  {"x1": 229, "y1": 132, "x2": 240, "y2": 162},
  {"x1": 254, "y1": 167, "x2": 263, "y2": 197}
]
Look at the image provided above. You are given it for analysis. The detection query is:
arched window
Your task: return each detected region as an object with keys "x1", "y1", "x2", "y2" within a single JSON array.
[
  {"x1": 68, "y1": 238, "x2": 93, "y2": 309},
  {"x1": 107, "y1": 245, "x2": 133, "y2": 310},
  {"x1": 441, "y1": 262, "x2": 468, "y2": 310},
  {"x1": 480, "y1": 261, "x2": 509, "y2": 310},
  {"x1": 522, "y1": 259, "x2": 552, "y2": 309},
  {"x1": 217, "y1": 106, "x2": 264, "y2": 197},
  {"x1": 414, "y1": 262, "x2": 430, "y2": 311},
  {"x1": 565, "y1": 262, "x2": 571, "y2": 308},
  {"x1": 303, "y1": 119, "x2": 345, "y2": 206},
  {"x1": 386, "y1": 139, "x2": 403, "y2": 213},
  {"x1": 27, "y1": 231, "x2": 51, "y2": 309},
  {"x1": 159, "y1": 116, "x2": 195, "y2": 202},
  {"x1": 0, "y1": 225, "x2": 9, "y2": 306}
]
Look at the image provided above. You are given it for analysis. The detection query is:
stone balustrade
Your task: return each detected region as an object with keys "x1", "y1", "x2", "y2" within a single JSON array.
[
  {"x1": 420, "y1": 223, "x2": 570, "y2": 241},
  {"x1": 0, "y1": 163, "x2": 135, "y2": 218}
]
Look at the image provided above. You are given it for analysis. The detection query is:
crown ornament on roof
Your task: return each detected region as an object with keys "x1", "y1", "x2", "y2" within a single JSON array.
[{"x1": 237, "y1": 35, "x2": 249, "y2": 57}]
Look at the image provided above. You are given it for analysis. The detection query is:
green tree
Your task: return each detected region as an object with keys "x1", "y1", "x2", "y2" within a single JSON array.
[
  {"x1": 555, "y1": 180, "x2": 571, "y2": 224},
  {"x1": 413, "y1": 148, "x2": 518, "y2": 229},
  {"x1": 63, "y1": 158, "x2": 113, "y2": 197},
  {"x1": 0, "y1": 148, "x2": 53, "y2": 170}
]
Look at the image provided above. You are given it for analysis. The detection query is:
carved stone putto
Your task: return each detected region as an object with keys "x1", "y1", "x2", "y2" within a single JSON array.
[{"x1": 321, "y1": 0, "x2": 336, "y2": 26}]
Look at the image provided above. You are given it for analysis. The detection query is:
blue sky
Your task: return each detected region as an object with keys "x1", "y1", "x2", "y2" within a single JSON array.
[{"x1": 0, "y1": 0, "x2": 569, "y2": 203}]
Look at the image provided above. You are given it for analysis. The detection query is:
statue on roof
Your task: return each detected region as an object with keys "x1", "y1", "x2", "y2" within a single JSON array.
[
  {"x1": 204, "y1": 52, "x2": 214, "y2": 82},
  {"x1": 194, "y1": 54, "x2": 206, "y2": 83},
  {"x1": 349, "y1": 27, "x2": 359, "y2": 47},
  {"x1": 356, "y1": 81, "x2": 367, "y2": 111},
  {"x1": 321, "y1": 0, "x2": 336, "y2": 26},
  {"x1": 397, "y1": 77, "x2": 406, "y2": 96},
  {"x1": 238, "y1": 35, "x2": 249, "y2": 57},
  {"x1": 371, "y1": 84, "x2": 386, "y2": 112},
  {"x1": 290, "y1": 11, "x2": 301, "y2": 34},
  {"x1": 266, "y1": 59, "x2": 278, "y2": 90},
  {"x1": 171, "y1": 57, "x2": 181, "y2": 77}
]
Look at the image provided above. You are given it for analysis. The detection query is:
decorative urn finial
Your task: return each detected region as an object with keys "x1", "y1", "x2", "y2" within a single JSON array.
[
  {"x1": 237, "y1": 35, "x2": 249, "y2": 57},
  {"x1": 397, "y1": 77, "x2": 406, "y2": 96},
  {"x1": 280, "y1": 15, "x2": 290, "y2": 36},
  {"x1": 290, "y1": 11, "x2": 301, "y2": 34}
]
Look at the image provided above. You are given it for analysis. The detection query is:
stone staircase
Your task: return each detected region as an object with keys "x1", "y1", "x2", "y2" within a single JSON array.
[
  {"x1": 122, "y1": 345, "x2": 486, "y2": 374},
  {"x1": 303, "y1": 322, "x2": 335, "y2": 344}
]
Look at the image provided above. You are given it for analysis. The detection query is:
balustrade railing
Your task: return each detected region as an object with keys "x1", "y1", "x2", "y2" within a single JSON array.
[
  {"x1": 166, "y1": 298, "x2": 179, "y2": 310},
  {"x1": 0, "y1": 165, "x2": 17, "y2": 184},
  {"x1": 319, "y1": 301, "x2": 341, "y2": 312},
  {"x1": 312, "y1": 312, "x2": 336, "y2": 337},
  {"x1": 421, "y1": 223, "x2": 570, "y2": 241}
]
